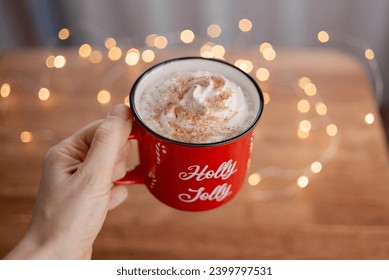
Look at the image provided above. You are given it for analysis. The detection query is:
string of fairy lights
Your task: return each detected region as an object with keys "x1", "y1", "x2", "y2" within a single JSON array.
[{"x1": 0, "y1": 18, "x2": 380, "y2": 197}]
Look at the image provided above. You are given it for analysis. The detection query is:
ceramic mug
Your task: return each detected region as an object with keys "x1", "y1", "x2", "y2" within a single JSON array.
[{"x1": 116, "y1": 57, "x2": 264, "y2": 211}]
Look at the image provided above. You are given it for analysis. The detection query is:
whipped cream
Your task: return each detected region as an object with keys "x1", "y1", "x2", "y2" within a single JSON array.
[{"x1": 138, "y1": 71, "x2": 252, "y2": 143}]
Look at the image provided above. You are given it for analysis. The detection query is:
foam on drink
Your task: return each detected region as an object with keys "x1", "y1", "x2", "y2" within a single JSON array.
[{"x1": 138, "y1": 71, "x2": 255, "y2": 143}]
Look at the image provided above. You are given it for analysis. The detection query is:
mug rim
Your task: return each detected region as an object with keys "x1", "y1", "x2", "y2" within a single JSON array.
[{"x1": 129, "y1": 56, "x2": 264, "y2": 147}]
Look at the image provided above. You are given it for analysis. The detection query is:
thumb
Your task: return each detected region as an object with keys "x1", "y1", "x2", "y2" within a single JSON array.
[{"x1": 83, "y1": 104, "x2": 132, "y2": 177}]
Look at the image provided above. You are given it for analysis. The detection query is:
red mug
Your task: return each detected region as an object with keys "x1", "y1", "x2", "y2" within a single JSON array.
[{"x1": 116, "y1": 57, "x2": 264, "y2": 211}]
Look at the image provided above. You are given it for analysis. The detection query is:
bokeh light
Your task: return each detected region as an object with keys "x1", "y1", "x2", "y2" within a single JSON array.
[
  {"x1": 263, "y1": 92, "x2": 270, "y2": 104},
  {"x1": 58, "y1": 28, "x2": 70, "y2": 40},
  {"x1": 45, "y1": 55, "x2": 55, "y2": 68},
  {"x1": 20, "y1": 131, "x2": 33, "y2": 143},
  {"x1": 317, "y1": 31, "x2": 330, "y2": 43},
  {"x1": 297, "y1": 176, "x2": 309, "y2": 188},
  {"x1": 108, "y1": 46, "x2": 122, "y2": 61},
  {"x1": 311, "y1": 161, "x2": 322, "y2": 173},
  {"x1": 297, "y1": 99, "x2": 310, "y2": 113},
  {"x1": 365, "y1": 49, "x2": 375, "y2": 60},
  {"x1": 124, "y1": 96, "x2": 130, "y2": 106},
  {"x1": 53, "y1": 55, "x2": 66, "y2": 68},
  {"x1": 89, "y1": 50, "x2": 103, "y2": 64},
  {"x1": 207, "y1": 24, "x2": 221, "y2": 38},
  {"x1": 239, "y1": 18, "x2": 252, "y2": 32},
  {"x1": 326, "y1": 124, "x2": 338, "y2": 136},
  {"x1": 104, "y1": 37, "x2": 117, "y2": 49},
  {"x1": 234, "y1": 59, "x2": 253, "y2": 73},
  {"x1": 259, "y1": 42, "x2": 272, "y2": 54},
  {"x1": 211, "y1": 45, "x2": 225, "y2": 58},
  {"x1": 304, "y1": 83, "x2": 317, "y2": 96},
  {"x1": 38, "y1": 88, "x2": 50, "y2": 101},
  {"x1": 256, "y1": 68, "x2": 270, "y2": 81},
  {"x1": 180, "y1": 29, "x2": 195, "y2": 44},
  {"x1": 315, "y1": 102, "x2": 327, "y2": 115},
  {"x1": 154, "y1": 36, "x2": 168, "y2": 49},
  {"x1": 79, "y1": 44, "x2": 92, "y2": 58},
  {"x1": 125, "y1": 48, "x2": 140, "y2": 66},
  {"x1": 145, "y1": 34, "x2": 158, "y2": 47},
  {"x1": 1, "y1": 83, "x2": 11, "y2": 97},
  {"x1": 263, "y1": 48, "x2": 276, "y2": 61},
  {"x1": 297, "y1": 129, "x2": 310, "y2": 139},
  {"x1": 299, "y1": 120, "x2": 312, "y2": 132},
  {"x1": 298, "y1": 77, "x2": 311, "y2": 89},
  {"x1": 141, "y1": 49, "x2": 155, "y2": 63},
  {"x1": 97, "y1": 90, "x2": 111, "y2": 104},
  {"x1": 248, "y1": 173, "x2": 261, "y2": 186},
  {"x1": 364, "y1": 113, "x2": 375, "y2": 124}
]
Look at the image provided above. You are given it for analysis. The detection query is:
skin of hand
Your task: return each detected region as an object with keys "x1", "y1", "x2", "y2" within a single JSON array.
[{"x1": 5, "y1": 104, "x2": 132, "y2": 259}]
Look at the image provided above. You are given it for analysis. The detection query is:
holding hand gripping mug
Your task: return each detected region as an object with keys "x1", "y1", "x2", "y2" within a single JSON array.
[{"x1": 116, "y1": 57, "x2": 264, "y2": 211}]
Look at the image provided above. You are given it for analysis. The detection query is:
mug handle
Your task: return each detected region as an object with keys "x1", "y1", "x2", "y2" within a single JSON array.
[{"x1": 114, "y1": 121, "x2": 144, "y2": 185}]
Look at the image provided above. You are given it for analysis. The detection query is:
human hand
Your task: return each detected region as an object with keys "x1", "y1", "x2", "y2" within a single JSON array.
[{"x1": 5, "y1": 104, "x2": 132, "y2": 259}]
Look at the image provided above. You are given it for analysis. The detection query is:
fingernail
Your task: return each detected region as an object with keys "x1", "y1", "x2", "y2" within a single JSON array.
[{"x1": 109, "y1": 104, "x2": 131, "y2": 120}]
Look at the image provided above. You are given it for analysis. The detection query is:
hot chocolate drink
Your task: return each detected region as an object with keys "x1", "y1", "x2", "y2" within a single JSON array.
[{"x1": 137, "y1": 71, "x2": 258, "y2": 143}]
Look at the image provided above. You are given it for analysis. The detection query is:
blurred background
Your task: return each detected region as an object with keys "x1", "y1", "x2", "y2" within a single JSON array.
[
  {"x1": 1, "y1": 0, "x2": 388, "y2": 144},
  {"x1": 1, "y1": 0, "x2": 389, "y2": 260}
]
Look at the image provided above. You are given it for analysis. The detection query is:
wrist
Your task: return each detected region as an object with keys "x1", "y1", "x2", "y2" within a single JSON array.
[{"x1": 5, "y1": 229, "x2": 91, "y2": 260}]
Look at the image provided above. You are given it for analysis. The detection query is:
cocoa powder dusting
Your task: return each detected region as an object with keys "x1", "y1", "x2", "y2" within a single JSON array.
[{"x1": 148, "y1": 73, "x2": 239, "y2": 143}]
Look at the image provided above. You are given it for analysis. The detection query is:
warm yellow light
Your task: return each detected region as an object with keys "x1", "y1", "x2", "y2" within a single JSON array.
[
  {"x1": 248, "y1": 173, "x2": 261, "y2": 186},
  {"x1": 211, "y1": 45, "x2": 225, "y2": 58},
  {"x1": 53, "y1": 55, "x2": 66, "y2": 68},
  {"x1": 104, "y1": 37, "x2": 117, "y2": 49},
  {"x1": 20, "y1": 131, "x2": 33, "y2": 143},
  {"x1": 38, "y1": 88, "x2": 50, "y2": 101},
  {"x1": 299, "y1": 120, "x2": 312, "y2": 132},
  {"x1": 259, "y1": 42, "x2": 272, "y2": 54},
  {"x1": 315, "y1": 102, "x2": 327, "y2": 115},
  {"x1": 263, "y1": 92, "x2": 270, "y2": 104},
  {"x1": 304, "y1": 83, "x2": 317, "y2": 96},
  {"x1": 108, "y1": 46, "x2": 122, "y2": 61},
  {"x1": 79, "y1": 44, "x2": 92, "y2": 58},
  {"x1": 263, "y1": 48, "x2": 276, "y2": 61},
  {"x1": 317, "y1": 31, "x2": 329, "y2": 43},
  {"x1": 58, "y1": 28, "x2": 70, "y2": 40},
  {"x1": 298, "y1": 77, "x2": 311, "y2": 89},
  {"x1": 297, "y1": 129, "x2": 310, "y2": 139},
  {"x1": 125, "y1": 49, "x2": 140, "y2": 66},
  {"x1": 200, "y1": 42, "x2": 215, "y2": 58},
  {"x1": 141, "y1": 49, "x2": 155, "y2": 63},
  {"x1": 45, "y1": 55, "x2": 55, "y2": 68},
  {"x1": 365, "y1": 49, "x2": 374, "y2": 60},
  {"x1": 124, "y1": 96, "x2": 130, "y2": 106},
  {"x1": 256, "y1": 68, "x2": 270, "y2": 81},
  {"x1": 180, "y1": 29, "x2": 195, "y2": 44},
  {"x1": 297, "y1": 176, "x2": 309, "y2": 188},
  {"x1": 89, "y1": 50, "x2": 103, "y2": 64},
  {"x1": 326, "y1": 124, "x2": 338, "y2": 136},
  {"x1": 235, "y1": 59, "x2": 253, "y2": 73},
  {"x1": 201, "y1": 51, "x2": 213, "y2": 58},
  {"x1": 311, "y1": 161, "x2": 322, "y2": 173},
  {"x1": 154, "y1": 36, "x2": 168, "y2": 49},
  {"x1": 1, "y1": 83, "x2": 11, "y2": 97},
  {"x1": 297, "y1": 99, "x2": 310, "y2": 113},
  {"x1": 239, "y1": 18, "x2": 252, "y2": 32},
  {"x1": 207, "y1": 24, "x2": 221, "y2": 38},
  {"x1": 145, "y1": 34, "x2": 158, "y2": 47},
  {"x1": 364, "y1": 113, "x2": 375, "y2": 124},
  {"x1": 97, "y1": 90, "x2": 111, "y2": 104}
]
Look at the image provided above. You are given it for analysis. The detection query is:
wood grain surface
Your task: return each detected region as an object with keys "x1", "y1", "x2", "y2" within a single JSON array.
[{"x1": 0, "y1": 47, "x2": 388, "y2": 259}]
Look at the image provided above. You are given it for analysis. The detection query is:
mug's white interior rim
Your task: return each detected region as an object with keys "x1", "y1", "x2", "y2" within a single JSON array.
[{"x1": 131, "y1": 57, "x2": 264, "y2": 146}]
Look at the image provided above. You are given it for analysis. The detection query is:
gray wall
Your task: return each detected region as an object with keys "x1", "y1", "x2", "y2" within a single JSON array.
[{"x1": 1, "y1": 0, "x2": 389, "y2": 104}]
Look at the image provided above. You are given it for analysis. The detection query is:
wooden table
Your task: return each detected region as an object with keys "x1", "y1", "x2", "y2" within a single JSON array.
[{"x1": 0, "y1": 47, "x2": 388, "y2": 259}]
